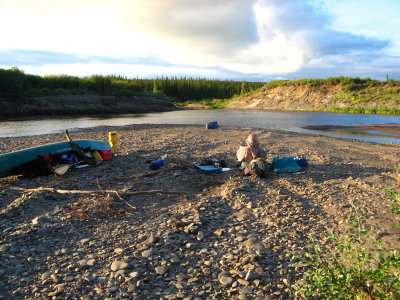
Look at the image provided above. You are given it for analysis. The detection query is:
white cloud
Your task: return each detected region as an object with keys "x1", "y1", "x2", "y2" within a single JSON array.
[
  {"x1": 119, "y1": 0, "x2": 389, "y2": 74},
  {"x1": 0, "y1": 0, "x2": 396, "y2": 79}
]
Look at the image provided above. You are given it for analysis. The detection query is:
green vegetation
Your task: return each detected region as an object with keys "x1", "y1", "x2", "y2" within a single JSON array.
[
  {"x1": 177, "y1": 98, "x2": 233, "y2": 109},
  {"x1": 325, "y1": 107, "x2": 400, "y2": 115},
  {"x1": 327, "y1": 81, "x2": 400, "y2": 115},
  {"x1": 261, "y1": 76, "x2": 378, "y2": 89},
  {"x1": 292, "y1": 207, "x2": 400, "y2": 299},
  {"x1": 383, "y1": 165, "x2": 400, "y2": 215},
  {"x1": 0, "y1": 67, "x2": 263, "y2": 103},
  {"x1": 293, "y1": 166, "x2": 400, "y2": 299}
]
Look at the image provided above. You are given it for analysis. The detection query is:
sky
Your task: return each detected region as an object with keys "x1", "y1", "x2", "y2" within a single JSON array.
[{"x1": 0, "y1": 0, "x2": 399, "y2": 81}]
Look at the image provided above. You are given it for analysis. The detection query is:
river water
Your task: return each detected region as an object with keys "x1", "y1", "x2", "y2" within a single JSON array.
[{"x1": 1, "y1": 110, "x2": 399, "y2": 143}]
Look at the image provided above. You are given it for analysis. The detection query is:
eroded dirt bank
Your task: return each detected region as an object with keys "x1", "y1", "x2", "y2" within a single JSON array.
[
  {"x1": 225, "y1": 83, "x2": 399, "y2": 113},
  {"x1": 0, "y1": 95, "x2": 178, "y2": 118},
  {"x1": 0, "y1": 125, "x2": 399, "y2": 299}
]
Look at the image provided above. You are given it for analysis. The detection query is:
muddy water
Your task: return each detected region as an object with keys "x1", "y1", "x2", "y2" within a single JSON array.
[{"x1": 0, "y1": 110, "x2": 399, "y2": 143}]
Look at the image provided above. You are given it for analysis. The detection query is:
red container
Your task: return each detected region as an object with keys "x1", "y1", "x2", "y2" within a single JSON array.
[
  {"x1": 42, "y1": 155, "x2": 52, "y2": 162},
  {"x1": 98, "y1": 150, "x2": 113, "y2": 161}
]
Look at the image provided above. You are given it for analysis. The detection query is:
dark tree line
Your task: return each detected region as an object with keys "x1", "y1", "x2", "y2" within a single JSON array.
[{"x1": 0, "y1": 68, "x2": 264, "y2": 101}]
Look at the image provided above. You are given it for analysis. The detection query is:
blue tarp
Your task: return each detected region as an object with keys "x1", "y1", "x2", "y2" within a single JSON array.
[
  {"x1": 194, "y1": 165, "x2": 222, "y2": 173},
  {"x1": 272, "y1": 156, "x2": 304, "y2": 173}
]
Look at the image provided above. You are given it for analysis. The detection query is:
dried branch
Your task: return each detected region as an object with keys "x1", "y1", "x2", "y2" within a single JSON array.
[{"x1": 12, "y1": 187, "x2": 189, "y2": 198}]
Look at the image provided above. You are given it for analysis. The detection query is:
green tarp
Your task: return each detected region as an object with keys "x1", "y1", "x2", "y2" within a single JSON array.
[{"x1": 272, "y1": 156, "x2": 304, "y2": 173}]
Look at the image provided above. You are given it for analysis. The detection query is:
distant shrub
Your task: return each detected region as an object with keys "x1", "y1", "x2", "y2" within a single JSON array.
[
  {"x1": 344, "y1": 83, "x2": 358, "y2": 92},
  {"x1": 0, "y1": 67, "x2": 25, "y2": 96}
]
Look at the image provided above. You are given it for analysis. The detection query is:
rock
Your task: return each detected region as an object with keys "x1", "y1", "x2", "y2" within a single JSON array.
[
  {"x1": 218, "y1": 275, "x2": 233, "y2": 286},
  {"x1": 155, "y1": 266, "x2": 168, "y2": 275},
  {"x1": 87, "y1": 259, "x2": 96, "y2": 266},
  {"x1": 114, "y1": 248, "x2": 124, "y2": 254},
  {"x1": 244, "y1": 237, "x2": 264, "y2": 254},
  {"x1": 64, "y1": 276, "x2": 75, "y2": 282},
  {"x1": 214, "y1": 229, "x2": 225, "y2": 236},
  {"x1": 239, "y1": 287, "x2": 253, "y2": 294},
  {"x1": 245, "y1": 269, "x2": 257, "y2": 281},
  {"x1": 8, "y1": 246, "x2": 19, "y2": 254},
  {"x1": 145, "y1": 233, "x2": 159, "y2": 244},
  {"x1": 238, "y1": 279, "x2": 250, "y2": 286},
  {"x1": 98, "y1": 277, "x2": 108, "y2": 284},
  {"x1": 111, "y1": 260, "x2": 129, "y2": 272},
  {"x1": 78, "y1": 259, "x2": 88, "y2": 266},
  {"x1": 0, "y1": 244, "x2": 10, "y2": 253},
  {"x1": 41, "y1": 272, "x2": 51, "y2": 281},
  {"x1": 142, "y1": 248, "x2": 154, "y2": 258},
  {"x1": 80, "y1": 238, "x2": 91, "y2": 245},
  {"x1": 129, "y1": 271, "x2": 139, "y2": 278},
  {"x1": 37, "y1": 227, "x2": 52, "y2": 235},
  {"x1": 197, "y1": 231, "x2": 205, "y2": 241}
]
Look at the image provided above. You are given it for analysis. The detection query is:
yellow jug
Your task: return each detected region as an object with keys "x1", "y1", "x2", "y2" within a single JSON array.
[{"x1": 108, "y1": 131, "x2": 117, "y2": 153}]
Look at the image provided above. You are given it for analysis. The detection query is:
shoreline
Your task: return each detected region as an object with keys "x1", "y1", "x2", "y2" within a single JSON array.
[
  {"x1": 1, "y1": 122, "x2": 400, "y2": 147},
  {"x1": 1, "y1": 117, "x2": 399, "y2": 143},
  {"x1": 303, "y1": 123, "x2": 400, "y2": 136}
]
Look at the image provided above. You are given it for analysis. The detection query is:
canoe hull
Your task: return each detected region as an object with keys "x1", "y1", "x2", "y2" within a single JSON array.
[{"x1": 0, "y1": 140, "x2": 112, "y2": 176}]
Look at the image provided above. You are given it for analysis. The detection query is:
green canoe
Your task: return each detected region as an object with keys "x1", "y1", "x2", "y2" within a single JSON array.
[{"x1": 0, "y1": 140, "x2": 112, "y2": 177}]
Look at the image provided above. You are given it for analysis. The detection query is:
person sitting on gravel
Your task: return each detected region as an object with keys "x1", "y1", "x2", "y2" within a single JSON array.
[
  {"x1": 237, "y1": 134, "x2": 266, "y2": 164},
  {"x1": 237, "y1": 134, "x2": 270, "y2": 177}
]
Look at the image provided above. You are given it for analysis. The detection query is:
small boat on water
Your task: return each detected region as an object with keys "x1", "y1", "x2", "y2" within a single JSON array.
[{"x1": 0, "y1": 139, "x2": 112, "y2": 177}]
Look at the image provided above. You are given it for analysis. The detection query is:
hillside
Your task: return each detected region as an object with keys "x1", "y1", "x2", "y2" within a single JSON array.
[{"x1": 225, "y1": 80, "x2": 400, "y2": 114}]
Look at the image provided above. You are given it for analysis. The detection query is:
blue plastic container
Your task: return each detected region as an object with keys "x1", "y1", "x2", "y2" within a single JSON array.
[
  {"x1": 150, "y1": 157, "x2": 165, "y2": 170},
  {"x1": 206, "y1": 121, "x2": 219, "y2": 129}
]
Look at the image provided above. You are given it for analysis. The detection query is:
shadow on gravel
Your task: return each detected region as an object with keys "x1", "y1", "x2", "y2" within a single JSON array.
[{"x1": 304, "y1": 163, "x2": 385, "y2": 183}]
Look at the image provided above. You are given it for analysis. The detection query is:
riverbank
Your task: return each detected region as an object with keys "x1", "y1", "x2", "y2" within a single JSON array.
[
  {"x1": 225, "y1": 80, "x2": 400, "y2": 115},
  {"x1": 0, "y1": 124, "x2": 399, "y2": 299},
  {"x1": 0, "y1": 95, "x2": 178, "y2": 118}
]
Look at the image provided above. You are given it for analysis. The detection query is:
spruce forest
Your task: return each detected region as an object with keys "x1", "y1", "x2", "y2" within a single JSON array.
[
  {"x1": 1, "y1": 67, "x2": 399, "y2": 114},
  {"x1": 0, "y1": 67, "x2": 264, "y2": 102}
]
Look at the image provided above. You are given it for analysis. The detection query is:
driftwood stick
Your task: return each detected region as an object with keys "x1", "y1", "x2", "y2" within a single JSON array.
[
  {"x1": 124, "y1": 190, "x2": 188, "y2": 196},
  {"x1": 13, "y1": 187, "x2": 189, "y2": 198}
]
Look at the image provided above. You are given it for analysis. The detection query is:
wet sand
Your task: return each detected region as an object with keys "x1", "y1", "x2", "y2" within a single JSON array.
[{"x1": 304, "y1": 123, "x2": 400, "y2": 136}]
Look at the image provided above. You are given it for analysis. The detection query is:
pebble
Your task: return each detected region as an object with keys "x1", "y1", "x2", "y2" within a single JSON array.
[
  {"x1": 111, "y1": 261, "x2": 129, "y2": 271},
  {"x1": 155, "y1": 266, "x2": 168, "y2": 275},
  {"x1": 78, "y1": 259, "x2": 88, "y2": 266},
  {"x1": 114, "y1": 248, "x2": 124, "y2": 254},
  {"x1": 0, "y1": 244, "x2": 9, "y2": 253},
  {"x1": 245, "y1": 269, "x2": 257, "y2": 281},
  {"x1": 218, "y1": 276, "x2": 233, "y2": 286},
  {"x1": 41, "y1": 272, "x2": 51, "y2": 281},
  {"x1": 142, "y1": 248, "x2": 154, "y2": 258}
]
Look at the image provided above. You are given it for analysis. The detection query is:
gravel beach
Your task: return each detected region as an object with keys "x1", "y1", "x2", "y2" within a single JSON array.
[{"x1": 0, "y1": 124, "x2": 399, "y2": 299}]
